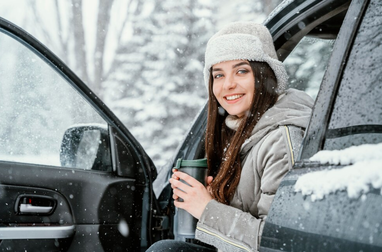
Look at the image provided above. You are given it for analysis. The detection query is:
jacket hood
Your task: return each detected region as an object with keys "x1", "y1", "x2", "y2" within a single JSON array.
[{"x1": 226, "y1": 88, "x2": 314, "y2": 155}]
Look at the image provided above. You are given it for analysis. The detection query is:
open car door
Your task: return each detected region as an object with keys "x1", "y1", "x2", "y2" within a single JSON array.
[{"x1": 0, "y1": 17, "x2": 162, "y2": 251}]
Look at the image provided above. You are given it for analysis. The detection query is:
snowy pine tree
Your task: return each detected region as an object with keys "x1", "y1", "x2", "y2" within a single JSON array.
[{"x1": 104, "y1": 0, "x2": 216, "y2": 167}]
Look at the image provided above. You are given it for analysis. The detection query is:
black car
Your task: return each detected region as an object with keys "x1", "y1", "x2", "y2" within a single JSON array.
[
  {"x1": 259, "y1": 0, "x2": 382, "y2": 251},
  {"x1": 0, "y1": 0, "x2": 381, "y2": 251}
]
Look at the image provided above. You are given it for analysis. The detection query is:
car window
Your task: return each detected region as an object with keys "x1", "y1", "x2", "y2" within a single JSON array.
[
  {"x1": 284, "y1": 36, "x2": 335, "y2": 99},
  {"x1": 0, "y1": 29, "x2": 110, "y2": 170},
  {"x1": 323, "y1": 0, "x2": 382, "y2": 150}
]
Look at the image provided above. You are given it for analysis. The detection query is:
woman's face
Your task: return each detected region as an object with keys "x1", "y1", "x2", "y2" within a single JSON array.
[{"x1": 212, "y1": 60, "x2": 255, "y2": 118}]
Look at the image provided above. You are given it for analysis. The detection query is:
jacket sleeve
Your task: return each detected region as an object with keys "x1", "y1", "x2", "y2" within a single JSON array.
[{"x1": 195, "y1": 128, "x2": 291, "y2": 252}]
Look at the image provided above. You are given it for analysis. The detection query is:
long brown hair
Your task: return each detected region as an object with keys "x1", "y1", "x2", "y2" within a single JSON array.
[{"x1": 205, "y1": 61, "x2": 279, "y2": 204}]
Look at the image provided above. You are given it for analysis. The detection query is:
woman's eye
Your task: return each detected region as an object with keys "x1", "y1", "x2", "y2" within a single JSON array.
[
  {"x1": 214, "y1": 74, "x2": 223, "y2": 79},
  {"x1": 237, "y1": 69, "x2": 249, "y2": 74}
]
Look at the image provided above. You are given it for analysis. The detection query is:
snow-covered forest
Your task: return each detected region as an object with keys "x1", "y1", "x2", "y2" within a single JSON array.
[{"x1": 1, "y1": 0, "x2": 323, "y2": 169}]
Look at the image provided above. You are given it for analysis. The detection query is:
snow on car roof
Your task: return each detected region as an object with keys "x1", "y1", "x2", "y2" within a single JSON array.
[{"x1": 294, "y1": 143, "x2": 382, "y2": 201}]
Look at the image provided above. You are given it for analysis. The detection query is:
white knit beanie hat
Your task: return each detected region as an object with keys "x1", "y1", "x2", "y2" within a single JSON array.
[{"x1": 204, "y1": 22, "x2": 288, "y2": 94}]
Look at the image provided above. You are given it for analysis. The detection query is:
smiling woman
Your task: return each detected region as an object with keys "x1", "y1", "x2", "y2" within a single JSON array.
[
  {"x1": 211, "y1": 60, "x2": 255, "y2": 118},
  {"x1": 147, "y1": 22, "x2": 314, "y2": 252}
]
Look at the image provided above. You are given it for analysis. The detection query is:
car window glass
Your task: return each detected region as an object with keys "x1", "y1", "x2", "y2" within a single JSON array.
[
  {"x1": 324, "y1": 0, "x2": 382, "y2": 150},
  {"x1": 283, "y1": 36, "x2": 335, "y2": 99},
  {"x1": 0, "y1": 29, "x2": 110, "y2": 170}
]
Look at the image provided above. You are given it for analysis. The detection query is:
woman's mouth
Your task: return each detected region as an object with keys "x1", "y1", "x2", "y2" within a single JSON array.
[{"x1": 225, "y1": 94, "x2": 244, "y2": 101}]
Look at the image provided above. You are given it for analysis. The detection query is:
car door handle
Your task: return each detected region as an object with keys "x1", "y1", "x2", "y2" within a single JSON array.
[
  {"x1": 19, "y1": 204, "x2": 53, "y2": 214},
  {"x1": 15, "y1": 194, "x2": 56, "y2": 215}
]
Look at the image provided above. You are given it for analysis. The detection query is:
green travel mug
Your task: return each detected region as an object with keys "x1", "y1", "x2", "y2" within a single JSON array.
[{"x1": 173, "y1": 158, "x2": 208, "y2": 241}]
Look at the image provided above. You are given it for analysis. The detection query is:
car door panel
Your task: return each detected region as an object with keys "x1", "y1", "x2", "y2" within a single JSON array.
[
  {"x1": 0, "y1": 184, "x2": 73, "y2": 228},
  {"x1": 0, "y1": 162, "x2": 137, "y2": 223},
  {"x1": 0, "y1": 161, "x2": 141, "y2": 251}
]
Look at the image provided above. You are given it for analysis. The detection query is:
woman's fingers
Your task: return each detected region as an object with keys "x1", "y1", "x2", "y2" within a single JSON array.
[
  {"x1": 173, "y1": 183, "x2": 213, "y2": 220},
  {"x1": 171, "y1": 169, "x2": 180, "y2": 180},
  {"x1": 170, "y1": 171, "x2": 202, "y2": 201},
  {"x1": 169, "y1": 171, "x2": 202, "y2": 194},
  {"x1": 170, "y1": 177, "x2": 190, "y2": 193},
  {"x1": 172, "y1": 171, "x2": 201, "y2": 187},
  {"x1": 169, "y1": 170, "x2": 214, "y2": 219},
  {"x1": 172, "y1": 187, "x2": 187, "y2": 199}
]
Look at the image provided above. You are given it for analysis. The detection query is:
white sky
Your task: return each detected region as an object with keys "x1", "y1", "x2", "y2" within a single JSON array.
[{"x1": 0, "y1": 0, "x2": 130, "y2": 77}]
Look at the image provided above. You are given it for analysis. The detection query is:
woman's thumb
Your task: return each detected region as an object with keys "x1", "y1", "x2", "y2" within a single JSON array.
[{"x1": 206, "y1": 176, "x2": 213, "y2": 185}]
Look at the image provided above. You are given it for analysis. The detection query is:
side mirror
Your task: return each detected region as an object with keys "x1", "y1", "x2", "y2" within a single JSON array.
[{"x1": 60, "y1": 125, "x2": 112, "y2": 172}]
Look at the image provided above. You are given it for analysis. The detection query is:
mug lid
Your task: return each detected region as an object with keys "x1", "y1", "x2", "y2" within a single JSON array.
[{"x1": 175, "y1": 158, "x2": 207, "y2": 169}]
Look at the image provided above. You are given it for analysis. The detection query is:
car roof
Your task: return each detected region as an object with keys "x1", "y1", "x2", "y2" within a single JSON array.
[{"x1": 264, "y1": 0, "x2": 351, "y2": 61}]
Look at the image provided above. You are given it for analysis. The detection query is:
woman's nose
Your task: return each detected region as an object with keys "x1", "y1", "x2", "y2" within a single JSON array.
[{"x1": 223, "y1": 75, "x2": 236, "y2": 90}]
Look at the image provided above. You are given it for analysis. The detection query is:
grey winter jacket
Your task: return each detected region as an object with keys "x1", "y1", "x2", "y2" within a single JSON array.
[{"x1": 195, "y1": 88, "x2": 313, "y2": 252}]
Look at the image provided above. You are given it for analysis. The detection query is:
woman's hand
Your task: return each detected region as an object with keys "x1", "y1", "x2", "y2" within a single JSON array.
[{"x1": 170, "y1": 170, "x2": 213, "y2": 220}]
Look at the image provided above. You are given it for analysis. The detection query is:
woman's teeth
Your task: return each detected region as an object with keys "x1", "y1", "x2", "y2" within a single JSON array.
[{"x1": 226, "y1": 94, "x2": 243, "y2": 101}]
